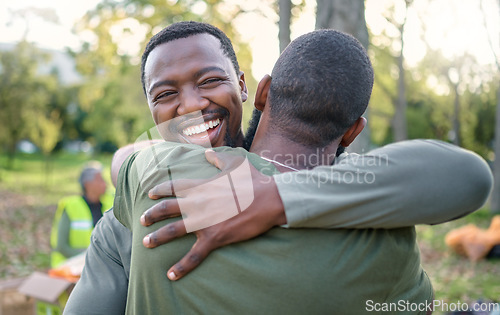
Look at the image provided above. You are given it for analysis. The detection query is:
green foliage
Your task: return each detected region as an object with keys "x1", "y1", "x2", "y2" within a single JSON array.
[
  {"x1": 467, "y1": 86, "x2": 497, "y2": 159},
  {"x1": 406, "y1": 100, "x2": 435, "y2": 139},
  {"x1": 67, "y1": 0, "x2": 257, "y2": 148},
  {"x1": 1, "y1": 1, "x2": 261, "y2": 159},
  {"x1": 405, "y1": 67, "x2": 454, "y2": 142},
  {"x1": 2, "y1": 1, "x2": 497, "y2": 160},
  {"x1": 368, "y1": 42, "x2": 396, "y2": 145},
  {"x1": 30, "y1": 110, "x2": 62, "y2": 156},
  {"x1": 0, "y1": 42, "x2": 57, "y2": 162},
  {"x1": 368, "y1": 27, "x2": 498, "y2": 159}
]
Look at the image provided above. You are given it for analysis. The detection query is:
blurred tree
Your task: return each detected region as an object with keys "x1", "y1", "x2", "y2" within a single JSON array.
[
  {"x1": 468, "y1": 85, "x2": 497, "y2": 158},
  {"x1": 0, "y1": 6, "x2": 74, "y2": 171},
  {"x1": 278, "y1": 0, "x2": 307, "y2": 51},
  {"x1": 369, "y1": 31, "x2": 435, "y2": 146},
  {"x1": 480, "y1": 0, "x2": 500, "y2": 213},
  {"x1": 377, "y1": 0, "x2": 413, "y2": 143},
  {"x1": 369, "y1": 28, "x2": 497, "y2": 155},
  {"x1": 29, "y1": 73, "x2": 64, "y2": 159},
  {"x1": 279, "y1": 0, "x2": 292, "y2": 52},
  {"x1": 315, "y1": 0, "x2": 370, "y2": 153},
  {"x1": 0, "y1": 41, "x2": 57, "y2": 168},
  {"x1": 367, "y1": 40, "x2": 395, "y2": 145},
  {"x1": 418, "y1": 51, "x2": 485, "y2": 147},
  {"x1": 70, "y1": 0, "x2": 257, "y2": 151},
  {"x1": 31, "y1": 111, "x2": 62, "y2": 158},
  {"x1": 315, "y1": 0, "x2": 369, "y2": 48}
]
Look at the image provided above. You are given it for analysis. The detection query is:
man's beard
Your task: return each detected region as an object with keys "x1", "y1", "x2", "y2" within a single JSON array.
[
  {"x1": 335, "y1": 145, "x2": 345, "y2": 157},
  {"x1": 242, "y1": 108, "x2": 261, "y2": 151}
]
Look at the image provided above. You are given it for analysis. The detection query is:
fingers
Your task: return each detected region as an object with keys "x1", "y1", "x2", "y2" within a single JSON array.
[
  {"x1": 148, "y1": 178, "x2": 210, "y2": 199},
  {"x1": 204, "y1": 149, "x2": 225, "y2": 169},
  {"x1": 166, "y1": 240, "x2": 212, "y2": 281},
  {"x1": 143, "y1": 220, "x2": 187, "y2": 248},
  {"x1": 204, "y1": 149, "x2": 246, "y2": 172},
  {"x1": 148, "y1": 180, "x2": 174, "y2": 199},
  {"x1": 165, "y1": 210, "x2": 270, "y2": 281},
  {"x1": 141, "y1": 199, "x2": 181, "y2": 226}
]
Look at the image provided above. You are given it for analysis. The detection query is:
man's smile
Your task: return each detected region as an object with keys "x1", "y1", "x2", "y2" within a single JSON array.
[
  {"x1": 182, "y1": 118, "x2": 220, "y2": 136},
  {"x1": 172, "y1": 110, "x2": 228, "y2": 147}
]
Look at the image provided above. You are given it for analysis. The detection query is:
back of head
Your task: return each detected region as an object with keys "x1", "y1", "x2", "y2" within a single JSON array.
[
  {"x1": 140, "y1": 21, "x2": 240, "y2": 94},
  {"x1": 269, "y1": 29, "x2": 374, "y2": 147}
]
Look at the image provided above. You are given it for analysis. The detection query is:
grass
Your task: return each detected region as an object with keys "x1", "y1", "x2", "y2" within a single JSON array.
[
  {"x1": 416, "y1": 209, "x2": 500, "y2": 314},
  {"x1": 0, "y1": 152, "x2": 498, "y2": 313},
  {"x1": 0, "y1": 152, "x2": 113, "y2": 279},
  {"x1": 0, "y1": 152, "x2": 113, "y2": 205}
]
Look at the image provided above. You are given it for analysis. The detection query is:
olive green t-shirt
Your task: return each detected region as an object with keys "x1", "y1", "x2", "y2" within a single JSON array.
[{"x1": 115, "y1": 142, "x2": 433, "y2": 315}]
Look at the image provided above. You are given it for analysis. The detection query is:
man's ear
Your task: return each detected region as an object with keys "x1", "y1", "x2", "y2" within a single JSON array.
[
  {"x1": 238, "y1": 71, "x2": 248, "y2": 102},
  {"x1": 340, "y1": 117, "x2": 367, "y2": 147},
  {"x1": 254, "y1": 75, "x2": 272, "y2": 111}
]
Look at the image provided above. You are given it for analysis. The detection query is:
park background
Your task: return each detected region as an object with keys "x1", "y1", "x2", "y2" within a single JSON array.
[{"x1": 0, "y1": 0, "x2": 499, "y2": 313}]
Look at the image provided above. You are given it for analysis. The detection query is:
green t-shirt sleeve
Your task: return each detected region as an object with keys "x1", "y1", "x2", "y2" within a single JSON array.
[
  {"x1": 64, "y1": 209, "x2": 129, "y2": 315},
  {"x1": 276, "y1": 139, "x2": 493, "y2": 229},
  {"x1": 114, "y1": 151, "x2": 140, "y2": 229}
]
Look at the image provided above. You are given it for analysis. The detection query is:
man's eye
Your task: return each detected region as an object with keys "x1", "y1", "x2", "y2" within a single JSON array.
[
  {"x1": 201, "y1": 78, "x2": 223, "y2": 86},
  {"x1": 155, "y1": 91, "x2": 176, "y2": 101}
]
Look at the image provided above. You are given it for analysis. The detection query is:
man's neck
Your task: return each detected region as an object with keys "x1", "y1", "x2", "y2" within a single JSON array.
[
  {"x1": 84, "y1": 192, "x2": 101, "y2": 204},
  {"x1": 249, "y1": 134, "x2": 339, "y2": 172}
]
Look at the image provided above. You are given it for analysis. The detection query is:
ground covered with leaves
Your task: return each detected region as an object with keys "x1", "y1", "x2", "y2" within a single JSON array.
[
  {"x1": 416, "y1": 210, "x2": 500, "y2": 314},
  {"x1": 0, "y1": 189, "x2": 53, "y2": 278}
]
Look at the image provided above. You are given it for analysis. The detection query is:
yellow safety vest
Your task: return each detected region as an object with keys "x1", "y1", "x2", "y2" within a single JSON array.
[{"x1": 50, "y1": 194, "x2": 113, "y2": 268}]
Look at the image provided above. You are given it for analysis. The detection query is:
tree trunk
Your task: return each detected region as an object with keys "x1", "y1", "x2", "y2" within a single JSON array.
[
  {"x1": 7, "y1": 141, "x2": 16, "y2": 170},
  {"x1": 315, "y1": 0, "x2": 369, "y2": 48},
  {"x1": 452, "y1": 84, "x2": 461, "y2": 146},
  {"x1": 279, "y1": 0, "x2": 292, "y2": 53},
  {"x1": 392, "y1": 10, "x2": 408, "y2": 142},
  {"x1": 491, "y1": 85, "x2": 500, "y2": 213},
  {"x1": 315, "y1": 0, "x2": 370, "y2": 153}
]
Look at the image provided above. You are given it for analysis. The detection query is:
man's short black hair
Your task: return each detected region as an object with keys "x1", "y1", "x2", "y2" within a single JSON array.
[
  {"x1": 269, "y1": 29, "x2": 374, "y2": 148},
  {"x1": 140, "y1": 21, "x2": 240, "y2": 95}
]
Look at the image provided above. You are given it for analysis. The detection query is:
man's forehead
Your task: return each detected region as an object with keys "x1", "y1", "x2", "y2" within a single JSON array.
[
  {"x1": 149, "y1": 34, "x2": 226, "y2": 64},
  {"x1": 145, "y1": 34, "x2": 231, "y2": 74}
]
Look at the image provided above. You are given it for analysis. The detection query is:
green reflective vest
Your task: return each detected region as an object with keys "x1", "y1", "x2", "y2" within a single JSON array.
[{"x1": 50, "y1": 194, "x2": 113, "y2": 268}]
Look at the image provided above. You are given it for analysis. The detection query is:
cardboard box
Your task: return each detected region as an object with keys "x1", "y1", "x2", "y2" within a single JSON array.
[
  {"x1": 17, "y1": 272, "x2": 75, "y2": 315},
  {"x1": 0, "y1": 277, "x2": 34, "y2": 315}
]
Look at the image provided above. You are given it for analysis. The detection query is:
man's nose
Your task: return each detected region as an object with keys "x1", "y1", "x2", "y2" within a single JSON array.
[{"x1": 177, "y1": 89, "x2": 210, "y2": 116}]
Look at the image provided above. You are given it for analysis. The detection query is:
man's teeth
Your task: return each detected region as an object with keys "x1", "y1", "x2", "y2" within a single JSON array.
[{"x1": 182, "y1": 119, "x2": 220, "y2": 136}]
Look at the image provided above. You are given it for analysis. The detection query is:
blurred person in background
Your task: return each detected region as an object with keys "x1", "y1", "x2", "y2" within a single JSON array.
[{"x1": 50, "y1": 161, "x2": 113, "y2": 268}]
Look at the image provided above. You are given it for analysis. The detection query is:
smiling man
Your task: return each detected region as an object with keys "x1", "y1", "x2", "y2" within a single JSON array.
[
  {"x1": 142, "y1": 24, "x2": 246, "y2": 149},
  {"x1": 63, "y1": 21, "x2": 492, "y2": 315}
]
